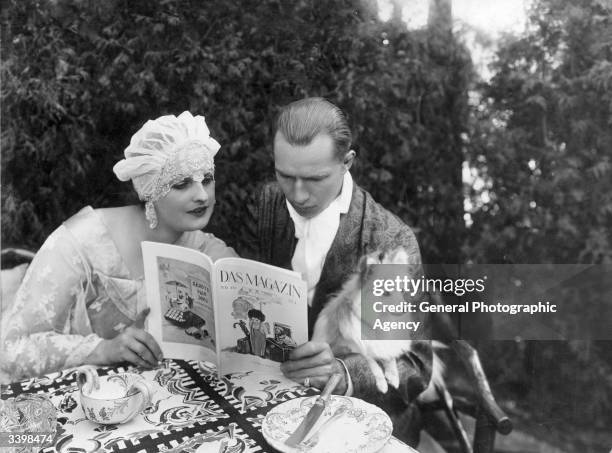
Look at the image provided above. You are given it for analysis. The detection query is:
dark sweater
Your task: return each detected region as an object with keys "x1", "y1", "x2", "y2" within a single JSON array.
[{"x1": 239, "y1": 181, "x2": 432, "y2": 445}]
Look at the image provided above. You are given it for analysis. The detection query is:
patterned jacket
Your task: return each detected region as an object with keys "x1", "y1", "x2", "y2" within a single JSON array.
[{"x1": 239, "y1": 181, "x2": 433, "y2": 445}]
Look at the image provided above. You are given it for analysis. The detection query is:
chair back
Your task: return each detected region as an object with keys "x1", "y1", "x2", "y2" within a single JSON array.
[
  {"x1": 1, "y1": 248, "x2": 36, "y2": 269},
  {"x1": 1, "y1": 247, "x2": 35, "y2": 315},
  {"x1": 418, "y1": 311, "x2": 513, "y2": 453}
]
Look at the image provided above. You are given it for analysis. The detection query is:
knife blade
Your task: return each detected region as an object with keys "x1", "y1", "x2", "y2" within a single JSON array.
[
  {"x1": 285, "y1": 373, "x2": 342, "y2": 447},
  {"x1": 301, "y1": 404, "x2": 348, "y2": 445}
]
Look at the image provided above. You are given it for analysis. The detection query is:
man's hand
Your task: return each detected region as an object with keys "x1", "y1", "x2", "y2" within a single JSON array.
[
  {"x1": 280, "y1": 341, "x2": 347, "y2": 393},
  {"x1": 86, "y1": 308, "x2": 163, "y2": 368}
]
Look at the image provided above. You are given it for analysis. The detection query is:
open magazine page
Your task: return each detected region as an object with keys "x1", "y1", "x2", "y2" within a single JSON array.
[
  {"x1": 142, "y1": 241, "x2": 218, "y2": 364},
  {"x1": 213, "y1": 257, "x2": 308, "y2": 376}
]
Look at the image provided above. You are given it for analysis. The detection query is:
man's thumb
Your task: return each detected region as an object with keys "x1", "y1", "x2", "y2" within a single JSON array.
[{"x1": 134, "y1": 307, "x2": 150, "y2": 329}]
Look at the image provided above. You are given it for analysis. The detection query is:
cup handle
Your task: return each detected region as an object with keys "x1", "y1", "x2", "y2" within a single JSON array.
[
  {"x1": 75, "y1": 365, "x2": 100, "y2": 395},
  {"x1": 129, "y1": 380, "x2": 153, "y2": 412}
]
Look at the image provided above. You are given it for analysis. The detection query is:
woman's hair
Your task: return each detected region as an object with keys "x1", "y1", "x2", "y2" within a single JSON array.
[{"x1": 274, "y1": 97, "x2": 352, "y2": 160}]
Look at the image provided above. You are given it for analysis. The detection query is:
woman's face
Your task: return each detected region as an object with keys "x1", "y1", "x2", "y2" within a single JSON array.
[{"x1": 155, "y1": 173, "x2": 215, "y2": 234}]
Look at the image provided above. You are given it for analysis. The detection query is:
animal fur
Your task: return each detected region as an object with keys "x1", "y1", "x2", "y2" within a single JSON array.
[{"x1": 311, "y1": 247, "x2": 444, "y2": 396}]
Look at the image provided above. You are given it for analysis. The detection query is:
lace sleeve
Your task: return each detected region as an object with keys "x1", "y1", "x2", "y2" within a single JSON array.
[
  {"x1": 199, "y1": 233, "x2": 238, "y2": 261},
  {"x1": 0, "y1": 226, "x2": 103, "y2": 382}
]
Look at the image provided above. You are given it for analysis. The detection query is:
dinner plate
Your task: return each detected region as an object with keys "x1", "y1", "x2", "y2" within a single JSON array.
[{"x1": 261, "y1": 395, "x2": 393, "y2": 453}]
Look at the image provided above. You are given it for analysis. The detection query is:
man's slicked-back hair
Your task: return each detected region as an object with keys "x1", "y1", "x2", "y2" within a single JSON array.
[{"x1": 274, "y1": 97, "x2": 352, "y2": 160}]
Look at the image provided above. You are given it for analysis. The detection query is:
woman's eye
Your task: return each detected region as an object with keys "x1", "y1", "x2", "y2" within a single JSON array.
[
  {"x1": 172, "y1": 179, "x2": 191, "y2": 190},
  {"x1": 202, "y1": 174, "x2": 215, "y2": 185}
]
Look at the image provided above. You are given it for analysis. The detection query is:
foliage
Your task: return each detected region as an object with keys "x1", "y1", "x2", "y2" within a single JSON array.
[
  {"x1": 1, "y1": 0, "x2": 470, "y2": 263},
  {"x1": 464, "y1": 0, "x2": 612, "y2": 434},
  {"x1": 464, "y1": 0, "x2": 612, "y2": 264}
]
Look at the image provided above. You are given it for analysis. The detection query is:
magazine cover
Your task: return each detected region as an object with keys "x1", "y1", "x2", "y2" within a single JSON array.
[
  {"x1": 142, "y1": 242, "x2": 308, "y2": 375},
  {"x1": 143, "y1": 242, "x2": 218, "y2": 366},
  {"x1": 213, "y1": 257, "x2": 308, "y2": 375}
]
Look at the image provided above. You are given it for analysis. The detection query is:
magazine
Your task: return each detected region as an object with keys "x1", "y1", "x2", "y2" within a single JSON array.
[{"x1": 142, "y1": 241, "x2": 308, "y2": 376}]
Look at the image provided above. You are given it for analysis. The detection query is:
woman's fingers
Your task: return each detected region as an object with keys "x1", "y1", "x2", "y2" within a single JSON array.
[
  {"x1": 127, "y1": 328, "x2": 163, "y2": 362},
  {"x1": 121, "y1": 327, "x2": 162, "y2": 367},
  {"x1": 121, "y1": 347, "x2": 153, "y2": 369},
  {"x1": 85, "y1": 311, "x2": 163, "y2": 368},
  {"x1": 127, "y1": 338, "x2": 157, "y2": 367}
]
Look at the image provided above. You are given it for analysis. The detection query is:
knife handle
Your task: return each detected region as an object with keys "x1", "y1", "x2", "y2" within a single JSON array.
[
  {"x1": 319, "y1": 373, "x2": 342, "y2": 402},
  {"x1": 285, "y1": 373, "x2": 343, "y2": 447}
]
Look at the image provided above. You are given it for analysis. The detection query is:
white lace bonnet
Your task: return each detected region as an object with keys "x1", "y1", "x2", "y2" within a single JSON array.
[{"x1": 113, "y1": 111, "x2": 220, "y2": 228}]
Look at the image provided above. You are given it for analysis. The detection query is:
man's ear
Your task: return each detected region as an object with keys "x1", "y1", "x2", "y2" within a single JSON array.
[{"x1": 343, "y1": 150, "x2": 356, "y2": 171}]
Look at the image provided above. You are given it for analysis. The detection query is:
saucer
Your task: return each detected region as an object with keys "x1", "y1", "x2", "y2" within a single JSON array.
[{"x1": 261, "y1": 395, "x2": 392, "y2": 453}]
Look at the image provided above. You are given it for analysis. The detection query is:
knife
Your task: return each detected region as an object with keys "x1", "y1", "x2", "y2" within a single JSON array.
[{"x1": 285, "y1": 373, "x2": 342, "y2": 447}]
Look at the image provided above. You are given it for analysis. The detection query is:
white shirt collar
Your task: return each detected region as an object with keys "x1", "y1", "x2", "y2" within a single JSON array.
[{"x1": 286, "y1": 172, "x2": 354, "y2": 305}]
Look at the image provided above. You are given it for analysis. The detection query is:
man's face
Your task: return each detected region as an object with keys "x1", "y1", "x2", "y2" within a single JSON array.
[{"x1": 274, "y1": 132, "x2": 350, "y2": 219}]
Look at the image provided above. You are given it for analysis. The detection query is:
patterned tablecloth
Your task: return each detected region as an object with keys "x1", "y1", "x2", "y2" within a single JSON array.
[{"x1": 0, "y1": 359, "x2": 417, "y2": 453}]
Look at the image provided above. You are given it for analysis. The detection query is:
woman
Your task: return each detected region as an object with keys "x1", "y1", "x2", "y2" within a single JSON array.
[{"x1": 0, "y1": 112, "x2": 236, "y2": 381}]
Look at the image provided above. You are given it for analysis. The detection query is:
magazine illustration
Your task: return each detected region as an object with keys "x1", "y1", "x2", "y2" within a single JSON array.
[{"x1": 142, "y1": 241, "x2": 308, "y2": 375}]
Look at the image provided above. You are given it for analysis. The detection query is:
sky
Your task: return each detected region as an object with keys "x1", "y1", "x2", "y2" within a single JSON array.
[
  {"x1": 377, "y1": 0, "x2": 530, "y2": 35},
  {"x1": 451, "y1": 0, "x2": 530, "y2": 36},
  {"x1": 377, "y1": 0, "x2": 532, "y2": 78}
]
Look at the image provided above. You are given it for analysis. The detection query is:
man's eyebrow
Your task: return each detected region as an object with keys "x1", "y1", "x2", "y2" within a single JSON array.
[
  {"x1": 275, "y1": 168, "x2": 330, "y2": 179},
  {"x1": 304, "y1": 173, "x2": 330, "y2": 179}
]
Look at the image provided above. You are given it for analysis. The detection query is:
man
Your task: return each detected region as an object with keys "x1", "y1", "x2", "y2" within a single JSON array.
[
  {"x1": 247, "y1": 308, "x2": 268, "y2": 357},
  {"x1": 240, "y1": 97, "x2": 432, "y2": 444}
]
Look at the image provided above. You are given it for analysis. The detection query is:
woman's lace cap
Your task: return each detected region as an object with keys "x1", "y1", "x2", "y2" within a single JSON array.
[{"x1": 113, "y1": 111, "x2": 221, "y2": 202}]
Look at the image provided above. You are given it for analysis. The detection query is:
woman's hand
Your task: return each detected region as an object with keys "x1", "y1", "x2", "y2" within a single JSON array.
[
  {"x1": 86, "y1": 308, "x2": 163, "y2": 368},
  {"x1": 280, "y1": 341, "x2": 347, "y2": 393}
]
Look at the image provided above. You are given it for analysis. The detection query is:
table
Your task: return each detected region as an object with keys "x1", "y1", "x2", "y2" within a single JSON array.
[{"x1": 1, "y1": 360, "x2": 417, "y2": 452}]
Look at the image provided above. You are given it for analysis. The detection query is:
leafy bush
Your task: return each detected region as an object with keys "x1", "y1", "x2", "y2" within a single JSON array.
[
  {"x1": 464, "y1": 0, "x2": 612, "y2": 434},
  {"x1": 1, "y1": 0, "x2": 469, "y2": 264}
]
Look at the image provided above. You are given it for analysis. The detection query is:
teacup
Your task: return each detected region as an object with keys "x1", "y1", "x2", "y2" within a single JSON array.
[{"x1": 76, "y1": 366, "x2": 153, "y2": 425}]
